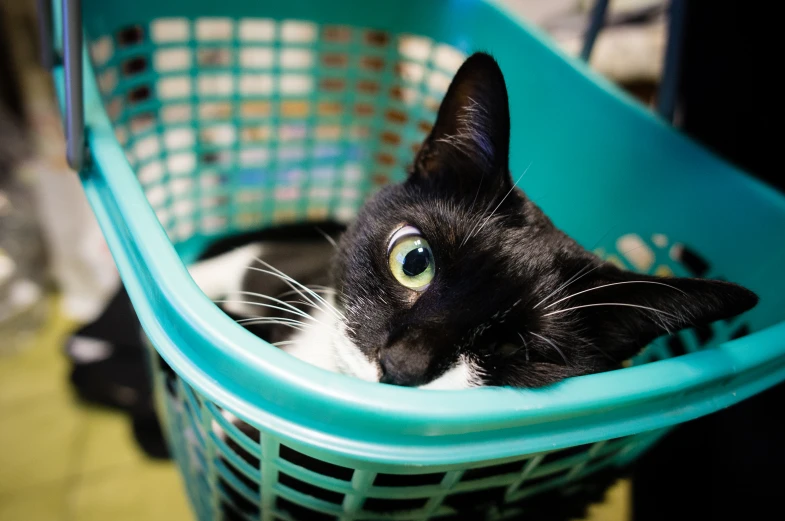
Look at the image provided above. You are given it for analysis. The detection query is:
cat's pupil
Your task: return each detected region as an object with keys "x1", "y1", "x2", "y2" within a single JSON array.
[{"x1": 403, "y1": 248, "x2": 431, "y2": 277}]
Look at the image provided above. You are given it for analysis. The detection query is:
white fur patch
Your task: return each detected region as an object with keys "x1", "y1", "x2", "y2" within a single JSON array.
[
  {"x1": 418, "y1": 355, "x2": 484, "y2": 390},
  {"x1": 187, "y1": 243, "x2": 264, "y2": 316}
]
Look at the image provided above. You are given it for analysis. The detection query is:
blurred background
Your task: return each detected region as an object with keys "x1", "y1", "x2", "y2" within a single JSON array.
[{"x1": 0, "y1": 0, "x2": 781, "y2": 520}]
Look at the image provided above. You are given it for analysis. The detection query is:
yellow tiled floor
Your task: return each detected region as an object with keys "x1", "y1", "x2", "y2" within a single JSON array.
[
  {"x1": 0, "y1": 298, "x2": 190, "y2": 521},
  {"x1": 0, "y1": 299, "x2": 628, "y2": 520}
]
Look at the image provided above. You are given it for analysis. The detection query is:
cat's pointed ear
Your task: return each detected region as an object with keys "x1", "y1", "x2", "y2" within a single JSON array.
[
  {"x1": 567, "y1": 265, "x2": 758, "y2": 362},
  {"x1": 412, "y1": 52, "x2": 511, "y2": 191}
]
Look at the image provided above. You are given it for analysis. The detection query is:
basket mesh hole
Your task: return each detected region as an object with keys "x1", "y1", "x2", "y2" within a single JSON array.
[
  {"x1": 323, "y1": 26, "x2": 351, "y2": 43},
  {"x1": 158, "y1": 76, "x2": 191, "y2": 99},
  {"x1": 322, "y1": 53, "x2": 348, "y2": 68},
  {"x1": 373, "y1": 472, "x2": 445, "y2": 487},
  {"x1": 461, "y1": 459, "x2": 527, "y2": 482},
  {"x1": 671, "y1": 244, "x2": 709, "y2": 277},
  {"x1": 151, "y1": 18, "x2": 189, "y2": 42},
  {"x1": 361, "y1": 56, "x2": 385, "y2": 72},
  {"x1": 134, "y1": 136, "x2": 160, "y2": 161},
  {"x1": 196, "y1": 18, "x2": 233, "y2": 41},
  {"x1": 238, "y1": 18, "x2": 276, "y2": 42},
  {"x1": 539, "y1": 443, "x2": 593, "y2": 466},
  {"x1": 433, "y1": 44, "x2": 466, "y2": 72},
  {"x1": 201, "y1": 125, "x2": 236, "y2": 145},
  {"x1": 220, "y1": 502, "x2": 248, "y2": 521},
  {"x1": 199, "y1": 74, "x2": 233, "y2": 96},
  {"x1": 280, "y1": 74, "x2": 313, "y2": 95},
  {"x1": 161, "y1": 103, "x2": 192, "y2": 123},
  {"x1": 219, "y1": 482, "x2": 259, "y2": 515},
  {"x1": 155, "y1": 48, "x2": 191, "y2": 72},
  {"x1": 122, "y1": 57, "x2": 147, "y2": 76},
  {"x1": 363, "y1": 497, "x2": 428, "y2": 513},
  {"x1": 90, "y1": 36, "x2": 113, "y2": 66},
  {"x1": 398, "y1": 35, "x2": 431, "y2": 60},
  {"x1": 220, "y1": 457, "x2": 260, "y2": 493},
  {"x1": 281, "y1": 101, "x2": 310, "y2": 118},
  {"x1": 281, "y1": 21, "x2": 318, "y2": 43},
  {"x1": 165, "y1": 128, "x2": 195, "y2": 150},
  {"x1": 278, "y1": 473, "x2": 344, "y2": 505},
  {"x1": 385, "y1": 109, "x2": 408, "y2": 124},
  {"x1": 279, "y1": 445, "x2": 353, "y2": 481},
  {"x1": 417, "y1": 120, "x2": 433, "y2": 133},
  {"x1": 380, "y1": 131, "x2": 401, "y2": 146},
  {"x1": 364, "y1": 30, "x2": 390, "y2": 47},
  {"x1": 319, "y1": 78, "x2": 345, "y2": 92},
  {"x1": 240, "y1": 101, "x2": 272, "y2": 118},
  {"x1": 138, "y1": 161, "x2": 164, "y2": 184},
  {"x1": 275, "y1": 497, "x2": 336, "y2": 521},
  {"x1": 520, "y1": 469, "x2": 570, "y2": 491},
  {"x1": 128, "y1": 85, "x2": 152, "y2": 104},
  {"x1": 240, "y1": 47, "x2": 275, "y2": 69},
  {"x1": 240, "y1": 74, "x2": 274, "y2": 95},
  {"x1": 667, "y1": 335, "x2": 688, "y2": 357},
  {"x1": 198, "y1": 48, "x2": 232, "y2": 67},
  {"x1": 241, "y1": 125, "x2": 272, "y2": 142},
  {"x1": 281, "y1": 49, "x2": 314, "y2": 69},
  {"x1": 444, "y1": 487, "x2": 506, "y2": 511},
  {"x1": 117, "y1": 25, "x2": 144, "y2": 47},
  {"x1": 376, "y1": 153, "x2": 396, "y2": 166},
  {"x1": 317, "y1": 102, "x2": 342, "y2": 117},
  {"x1": 354, "y1": 103, "x2": 374, "y2": 117},
  {"x1": 730, "y1": 323, "x2": 751, "y2": 340},
  {"x1": 357, "y1": 79, "x2": 380, "y2": 95},
  {"x1": 168, "y1": 152, "x2": 196, "y2": 175},
  {"x1": 694, "y1": 324, "x2": 715, "y2": 346}
]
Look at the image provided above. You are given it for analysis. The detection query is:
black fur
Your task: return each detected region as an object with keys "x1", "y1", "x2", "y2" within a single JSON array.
[{"x1": 333, "y1": 53, "x2": 758, "y2": 388}]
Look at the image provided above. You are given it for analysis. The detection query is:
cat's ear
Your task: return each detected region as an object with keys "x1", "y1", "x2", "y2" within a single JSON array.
[
  {"x1": 412, "y1": 52, "x2": 511, "y2": 192},
  {"x1": 567, "y1": 265, "x2": 758, "y2": 362}
]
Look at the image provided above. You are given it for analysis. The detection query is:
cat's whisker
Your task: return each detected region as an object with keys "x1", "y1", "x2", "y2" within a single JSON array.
[
  {"x1": 254, "y1": 259, "x2": 344, "y2": 318},
  {"x1": 517, "y1": 332, "x2": 530, "y2": 362},
  {"x1": 314, "y1": 227, "x2": 338, "y2": 250},
  {"x1": 462, "y1": 163, "x2": 531, "y2": 247},
  {"x1": 530, "y1": 331, "x2": 569, "y2": 365},
  {"x1": 543, "y1": 302, "x2": 679, "y2": 321},
  {"x1": 228, "y1": 291, "x2": 314, "y2": 320},
  {"x1": 534, "y1": 242, "x2": 654, "y2": 309},
  {"x1": 542, "y1": 280, "x2": 687, "y2": 310},
  {"x1": 248, "y1": 261, "x2": 344, "y2": 320},
  {"x1": 533, "y1": 264, "x2": 593, "y2": 309},
  {"x1": 214, "y1": 299, "x2": 315, "y2": 322},
  {"x1": 272, "y1": 340, "x2": 300, "y2": 347},
  {"x1": 234, "y1": 316, "x2": 313, "y2": 332}
]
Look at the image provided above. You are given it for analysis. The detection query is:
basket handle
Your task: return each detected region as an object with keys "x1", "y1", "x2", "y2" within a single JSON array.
[{"x1": 37, "y1": 0, "x2": 86, "y2": 171}]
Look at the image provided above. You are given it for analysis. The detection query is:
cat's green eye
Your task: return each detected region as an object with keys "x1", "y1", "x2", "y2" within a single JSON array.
[{"x1": 388, "y1": 227, "x2": 435, "y2": 291}]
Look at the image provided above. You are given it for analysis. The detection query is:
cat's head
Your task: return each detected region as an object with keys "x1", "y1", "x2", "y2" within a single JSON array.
[{"x1": 332, "y1": 52, "x2": 758, "y2": 389}]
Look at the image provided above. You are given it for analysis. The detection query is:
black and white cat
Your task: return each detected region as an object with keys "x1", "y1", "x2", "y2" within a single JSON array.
[{"x1": 190, "y1": 53, "x2": 757, "y2": 390}]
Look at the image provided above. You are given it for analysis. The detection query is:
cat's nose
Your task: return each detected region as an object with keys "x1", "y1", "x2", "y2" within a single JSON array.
[{"x1": 379, "y1": 345, "x2": 429, "y2": 387}]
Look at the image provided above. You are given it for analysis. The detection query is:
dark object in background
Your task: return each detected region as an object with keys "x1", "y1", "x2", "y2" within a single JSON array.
[
  {"x1": 66, "y1": 287, "x2": 170, "y2": 460},
  {"x1": 632, "y1": 2, "x2": 785, "y2": 520}
]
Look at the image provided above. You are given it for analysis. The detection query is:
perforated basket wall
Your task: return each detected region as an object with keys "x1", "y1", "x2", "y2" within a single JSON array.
[
  {"x1": 67, "y1": 1, "x2": 785, "y2": 520},
  {"x1": 90, "y1": 17, "x2": 461, "y2": 254}
]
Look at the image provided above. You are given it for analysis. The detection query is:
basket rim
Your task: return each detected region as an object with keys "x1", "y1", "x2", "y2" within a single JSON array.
[{"x1": 52, "y1": 0, "x2": 785, "y2": 465}]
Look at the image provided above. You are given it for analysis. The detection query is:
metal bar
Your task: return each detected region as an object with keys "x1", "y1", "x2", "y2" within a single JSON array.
[
  {"x1": 62, "y1": 0, "x2": 85, "y2": 170},
  {"x1": 36, "y1": 0, "x2": 55, "y2": 68},
  {"x1": 657, "y1": 0, "x2": 687, "y2": 122},
  {"x1": 581, "y1": 0, "x2": 610, "y2": 62}
]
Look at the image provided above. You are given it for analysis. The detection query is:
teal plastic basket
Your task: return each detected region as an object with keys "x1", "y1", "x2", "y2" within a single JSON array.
[{"x1": 47, "y1": 0, "x2": 785, "y2": 519}]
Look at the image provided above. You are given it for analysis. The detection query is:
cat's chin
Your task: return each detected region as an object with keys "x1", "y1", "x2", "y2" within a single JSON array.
[{"x1": 285, "y1": 303, "x2": 481, "y2": 390}]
